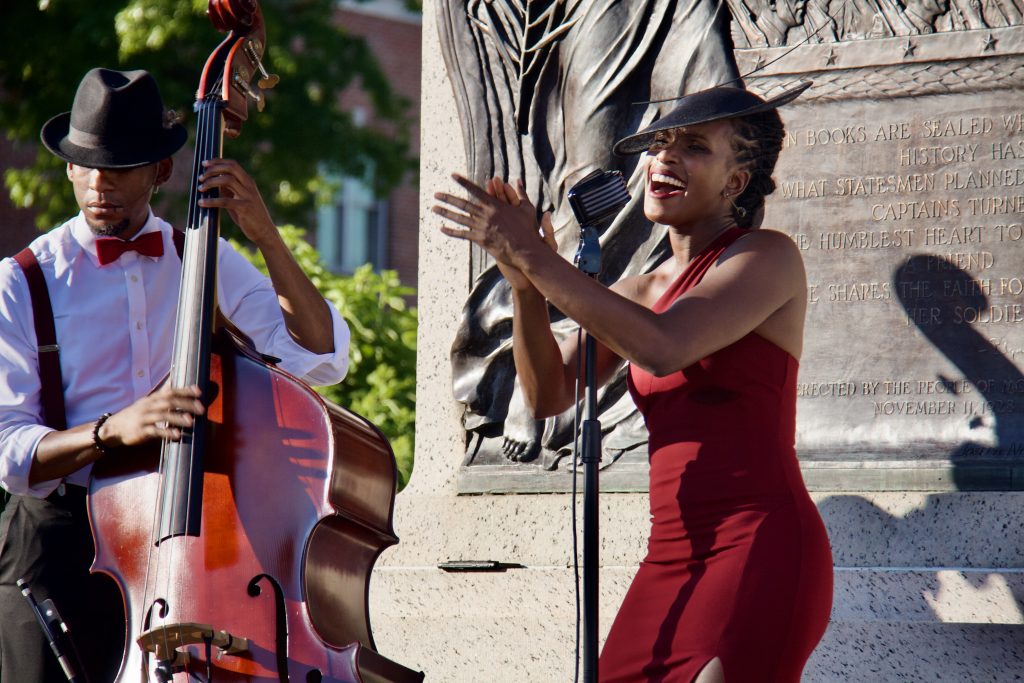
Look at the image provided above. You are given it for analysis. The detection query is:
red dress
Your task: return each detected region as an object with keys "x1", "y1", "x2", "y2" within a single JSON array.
[{"x1": 599, "y1": 228, "x2": 833, "y2": 683}]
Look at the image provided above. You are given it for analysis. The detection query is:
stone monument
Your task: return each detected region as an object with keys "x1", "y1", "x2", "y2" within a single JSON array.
[{"x1": 368, "y1": 2, "x2": 1024, "y2": 680}]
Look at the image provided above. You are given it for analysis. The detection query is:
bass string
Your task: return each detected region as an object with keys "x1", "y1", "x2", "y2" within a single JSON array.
[
  {"x1": 141, "y1": 95, "x2": 220, "y2": 676},
  {"x1": 182, "y1": 91, "x2": 225, "y2": 676}
]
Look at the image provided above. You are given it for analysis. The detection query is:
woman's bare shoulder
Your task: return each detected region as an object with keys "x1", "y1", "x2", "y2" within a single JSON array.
[
  {"x1": 735, "y1": 227, "x2": 800, "y2": 250},
  {"x1": 723, "y1": 228, "x2": 804, "y2": 269},
  {"x1": 702, "y1": 228, "x2": 807, "y2": 299}
]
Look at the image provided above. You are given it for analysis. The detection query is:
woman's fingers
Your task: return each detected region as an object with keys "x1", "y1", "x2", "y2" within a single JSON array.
[
  {"x1": 499, "y1": 178, "x2": 521, "y2": 206},
  {"x1": 435, "y1": 173, "x2": 544, "y2": 257},
  {"x1": 433, "y1": 182, "x2": 490, "y2": 239},
  {"x1": 431, "y1": 204, "x2": 477, "y2": 228},
  {"x1": 439, "y1": 225, "x2": 477, "y2": 242},
  {"x1": 540, "y1": 212, "x2": 557, "y2": 250},
  {"x1": 515, "y1": 178, "x2": 528, "y2": 201},
  {"x1": 433, "y1": 191, "x2": 482, "y2": 214},
  {"x1": 512, "y1": 178, "x2": 540, "y2": 217},
  {"x1": 483, "y1": 175, "x2": 531, "y2": 208},
  {"x1": 451, "y1": 173, "x2": 493, "y2": 202}
]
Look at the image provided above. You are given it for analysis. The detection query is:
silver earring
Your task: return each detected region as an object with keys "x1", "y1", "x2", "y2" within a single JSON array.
[
  {"x1": 724, "y1": 192, "x2": 747, "y2": 219},
  {"x1": 153, "y1": 184, "x2": 161, "y2": 196}
]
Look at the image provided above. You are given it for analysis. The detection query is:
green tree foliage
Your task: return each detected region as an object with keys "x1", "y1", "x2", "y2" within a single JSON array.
[
  {"x1": 0, "y1": 1, "x2": 420, "y2": 488},
  {"x1": 0, "y1": 0, "x2": 415, "y2": 230},
  {"x1": 229, "y1": 226, "x2": 417, "y2": 489}
]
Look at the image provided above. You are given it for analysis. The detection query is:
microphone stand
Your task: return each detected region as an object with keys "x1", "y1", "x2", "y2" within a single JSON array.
[{"x1": 574, "y1": 223, "x2": 602, "y2": 683}]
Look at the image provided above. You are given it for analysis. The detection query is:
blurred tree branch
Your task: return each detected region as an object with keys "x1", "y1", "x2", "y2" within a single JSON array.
[{"x1": 0, "y1": 0, "x2": 416, "y2": 231}]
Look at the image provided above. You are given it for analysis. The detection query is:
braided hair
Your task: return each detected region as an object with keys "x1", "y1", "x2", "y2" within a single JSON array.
[{"x1": 728, "y1": 109, "x2": 786, "y2": 229}]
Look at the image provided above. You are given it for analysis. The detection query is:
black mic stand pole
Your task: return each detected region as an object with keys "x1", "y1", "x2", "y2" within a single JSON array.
[{"x1": 575, "y1": 223, "x2": 602, "y2": 683}]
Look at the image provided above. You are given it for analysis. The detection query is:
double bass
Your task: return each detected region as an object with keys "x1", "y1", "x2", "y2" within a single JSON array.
[{"x1": 88, "y1": 2, "x2": 423, "y2": 681}]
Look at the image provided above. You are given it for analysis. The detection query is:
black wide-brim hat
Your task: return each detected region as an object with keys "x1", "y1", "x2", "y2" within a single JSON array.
[
  {"x1": 41, "y1": 68, "x2": 186, "y2": 169},
  {"x1": 613, "y1": 81, "x2": 812, "y2": 156}
]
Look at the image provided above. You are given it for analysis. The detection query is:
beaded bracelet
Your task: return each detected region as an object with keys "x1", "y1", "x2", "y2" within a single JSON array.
[{"x1": 92, "y1": 412, "x2": 114, "y2": 456}]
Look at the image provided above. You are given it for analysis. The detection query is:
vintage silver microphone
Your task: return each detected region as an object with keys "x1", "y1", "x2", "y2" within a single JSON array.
[
  {"x1": 565, "y1": 168, "x2": 630, "y2": 683},
  {"x1": 568, "y1": 169, "x2": 631, "y2": 274}
]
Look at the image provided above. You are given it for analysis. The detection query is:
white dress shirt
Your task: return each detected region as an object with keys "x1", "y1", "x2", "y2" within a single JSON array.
[{"x1": 0, "y1": 212, "x2": 350, "y2": 497}]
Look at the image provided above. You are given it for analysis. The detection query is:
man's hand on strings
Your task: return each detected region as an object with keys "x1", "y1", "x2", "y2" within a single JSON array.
[
  {"x1": 96, "y1": 385, "x2": 204, "y2": 448},
  {"x1": 197, "y1": 158, "x2": 277, "y2": 246}
]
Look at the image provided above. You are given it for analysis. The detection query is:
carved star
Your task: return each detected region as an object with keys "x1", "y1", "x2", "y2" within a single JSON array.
[
  {"x1": 903, "y1": 39, "x2": 916, "y2": 57},
  {"x1": 825, "y1": 47, "x2": 838, "y2": 66},
  {"x1": 983, "y1": 33, "x2": 998, "y2": 51}
]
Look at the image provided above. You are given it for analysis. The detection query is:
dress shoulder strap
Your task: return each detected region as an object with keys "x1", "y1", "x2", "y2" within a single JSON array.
[
  {"x1": 652, "y1": 227, "x2": 747, "y2": 312},
  {"x1": 12, "y1": 248, "x2": 67, "y2": 431}
]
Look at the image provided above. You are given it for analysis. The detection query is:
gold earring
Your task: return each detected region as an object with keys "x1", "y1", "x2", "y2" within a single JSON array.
[{"x1": 723, "y1": 191, "x2": 747, "y2": 219}]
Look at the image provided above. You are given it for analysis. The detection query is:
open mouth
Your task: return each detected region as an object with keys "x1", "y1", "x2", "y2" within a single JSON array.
[{"x1": 648, "y1": 172, "x2": 686, "y2": 198}]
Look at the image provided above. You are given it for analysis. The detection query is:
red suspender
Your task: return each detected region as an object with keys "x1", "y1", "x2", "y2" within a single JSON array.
[
  {"x1": 172, "y1": 228, "x2": 184, "y2": 257},
  {"x1": 13, "y1": 248, "x2": 67, "y2": 431},
  {"x1": 12, "y1": 230, "x2": 186, "y2": 432}
]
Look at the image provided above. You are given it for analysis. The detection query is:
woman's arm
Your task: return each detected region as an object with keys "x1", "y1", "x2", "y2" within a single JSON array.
[
  {"x1": 434, "y1": 174, "x2": 805, "y2": 378},
  {"x1": 474, "y1": 178, "x2": 627, "y2": 418},
  {"x1": 519, "y1": 228, "x2": 804, "y2": 375},
  {"x1": 509, "y1": 283, "x2": 627, "y2": 418}
]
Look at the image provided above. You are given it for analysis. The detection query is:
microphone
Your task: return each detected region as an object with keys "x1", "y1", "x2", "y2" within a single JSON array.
[
  {"x1": 18, "y1": 578, "x2": 85, "y2": 683},
  {"x1": 564, "y1": 169, "x2": 630, "y2": 683},
  {"x1": 567, "y1": 170, "x2": 630, "y2": 275}
]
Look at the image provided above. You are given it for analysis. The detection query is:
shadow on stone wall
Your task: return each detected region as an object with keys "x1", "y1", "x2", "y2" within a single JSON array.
[
  {"x1": 894, "y1": 253, "x2": 1024, "y2": 459},
  {"x1": 803, "y1": 252, "x2": 1024, "y2": 679},
  {"x1": 811, "y1": 488, "x2": 1024, "y2": 680}
]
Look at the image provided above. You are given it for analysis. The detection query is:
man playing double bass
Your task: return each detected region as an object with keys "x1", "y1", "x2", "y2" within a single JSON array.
[{"x1": 0, "y1": 68, "x2": 350, "y2": 682}]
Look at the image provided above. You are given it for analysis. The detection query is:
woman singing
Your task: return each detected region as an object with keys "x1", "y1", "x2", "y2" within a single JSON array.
[{"x1": 432, "y1": 82, "x2": 833, "y2": 683}]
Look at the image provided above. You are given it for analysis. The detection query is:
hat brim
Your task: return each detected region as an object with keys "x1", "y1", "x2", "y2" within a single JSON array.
[
  {"x1": 40, "y1": 111, "x2": 187, "y2": 169},
  {"x1": 613, "y1": 81, "x2": 812, "y2": 156}
]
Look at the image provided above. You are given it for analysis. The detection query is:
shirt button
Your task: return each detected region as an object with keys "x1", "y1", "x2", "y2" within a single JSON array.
[
  {"x1": 137, "y1": 370, "x2": 144, "y2": 378},
  {"x1": 136, "y1": 321, "x2": 143, "y2": 330},
  {"x1": 131, "y1": 275, "x2": 139, "y2": 283}
]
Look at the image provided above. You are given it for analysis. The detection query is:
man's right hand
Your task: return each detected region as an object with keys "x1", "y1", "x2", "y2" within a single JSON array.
[
  {"x1": 29, "y1": 385, "x2": 205, "y2": 487},
  {"x1": 96, "y1": 385, "x2": 204, "y2": 448}
]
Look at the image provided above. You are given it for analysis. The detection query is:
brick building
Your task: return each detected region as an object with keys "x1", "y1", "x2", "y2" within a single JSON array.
[{"x1": 318, "y1": 0, "x2": 422, "y2": 289}]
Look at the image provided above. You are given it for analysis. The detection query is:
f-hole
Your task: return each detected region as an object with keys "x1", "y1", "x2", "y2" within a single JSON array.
[{"x1": 248, "y1": 573, "x2": 289, "y2": 683}]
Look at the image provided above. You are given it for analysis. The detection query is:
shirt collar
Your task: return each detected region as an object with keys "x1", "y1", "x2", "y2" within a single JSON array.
[{"x1": 72, "y1": 210, "x2": 166, "y2": 267}]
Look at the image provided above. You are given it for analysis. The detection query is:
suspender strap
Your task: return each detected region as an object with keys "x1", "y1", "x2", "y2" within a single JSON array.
[
  {"x1": 172, "y1": 228, "x2": 184, "y2": 258},
  {"x1": 12, "y1": 229, "x2": 185, "y2": 432},
  {"x1": 13, "y1": 248, "x2": 67, "y2": 431}
]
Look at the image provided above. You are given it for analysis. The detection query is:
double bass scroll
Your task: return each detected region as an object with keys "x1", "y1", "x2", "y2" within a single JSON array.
[{"x1": 88, "y1": 2, "x2": 423, "y2": 681}]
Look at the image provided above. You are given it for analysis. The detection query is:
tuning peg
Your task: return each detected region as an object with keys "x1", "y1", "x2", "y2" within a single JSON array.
[
  {"x1": 256, "y1": 68, "x2": 279, "y2": 91},
  {"x1": 232, "y1": 73, "x2": 265, "y2": 112},
  {"x1": 245, "y1": 41, "x2": 280, "y2": 91}
]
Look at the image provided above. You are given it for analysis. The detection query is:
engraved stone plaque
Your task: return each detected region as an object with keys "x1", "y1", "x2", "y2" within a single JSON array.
[{"x1": 746, "y1": 26, "x2": 1024, "y2": 490}]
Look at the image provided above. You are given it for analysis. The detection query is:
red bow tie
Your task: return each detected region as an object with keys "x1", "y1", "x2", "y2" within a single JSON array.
[{"x1": 95, "y1": 231, "x2": 164, "y2": 266}]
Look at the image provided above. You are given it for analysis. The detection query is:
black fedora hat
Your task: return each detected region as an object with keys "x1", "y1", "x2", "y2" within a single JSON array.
[
  {"x1": 41, "y1": 68, "x2": 186, "y2": 169},
  {"x1": 613, "y1": 81, "x2": 812, "y2": 156}
]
